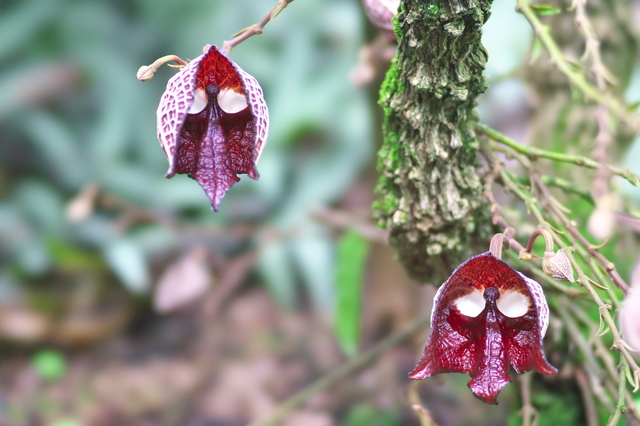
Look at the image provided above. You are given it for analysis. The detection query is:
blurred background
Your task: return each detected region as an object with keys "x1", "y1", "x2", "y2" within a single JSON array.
[{"x1": 0, "y1": 0, "x2": 639, "y2": 424}]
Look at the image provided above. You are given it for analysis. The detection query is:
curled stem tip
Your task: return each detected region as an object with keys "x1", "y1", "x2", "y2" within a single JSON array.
[
  {"x1": 136, "y1": 55, "x2": 188, "y2": 82},
  {"x1": 489, "y1": 232, "x2": 510, "y2": 259},
  {"x1": 525, "y1": 228, "x2": 555, "y2": 254},
  {"x1": 522, "y1": 229, "x2": 574, "y2": 282}
]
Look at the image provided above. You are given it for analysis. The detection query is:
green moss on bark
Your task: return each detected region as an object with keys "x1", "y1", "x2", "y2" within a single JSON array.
[{"x1": 374, "y1": 0, "x2": 494, "y2": 282}]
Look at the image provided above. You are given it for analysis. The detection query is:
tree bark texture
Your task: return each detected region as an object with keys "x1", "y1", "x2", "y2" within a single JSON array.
[{"x1": 374, "y1": 0, "x2": 494, "y2": 283}]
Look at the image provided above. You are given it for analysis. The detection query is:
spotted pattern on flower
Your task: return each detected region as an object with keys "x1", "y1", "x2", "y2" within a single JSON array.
[{"x1": 156, "y1": 45, "x2": 269, "y2": 211}]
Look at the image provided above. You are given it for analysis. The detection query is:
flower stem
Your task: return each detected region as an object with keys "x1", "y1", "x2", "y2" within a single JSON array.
[
  {"x1": 248, "y1": 313, "x2": 431, "y2": 426},
  {"x1": 476, "y1": 123, "x2": 640, "y2": 186},
  {"x1": 221, "y1": 0, "x2": 295, "y2": 55},
  {"x1": 606, "y1": 359, "x2": 628, "y2": 426}
]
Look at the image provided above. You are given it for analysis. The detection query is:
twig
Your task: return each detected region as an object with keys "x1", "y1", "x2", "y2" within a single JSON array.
[
  {"x1": 479, "y1": 145, "x2": 526, "y2": 254},
  {"x1": 513, "y1": 175, "x2": 593, "y2": 204},
  {"x1": 531, "y1": 173, "x2": 630, "y2": 294},
  {"x1": 481, "y1": 145, "x2": 586, "y2": 298},
  {"x1": 522, "y1": 263, "x2": 586, "y2": 297},
  {"x1": 575, "y1": 367, "x2": 599, "y2": 426},
  {"x1": 500, "y1": 169, "x2": 640, "y2": 402},
  {"x1": 568, "y1": 302, "x2": 619, "y2": 379},
  {"x1": 571, "y1": 0, "x2": 618, "y2": 244},
  {"x1": 515, "y1": 0, "x2": 640, "y2": 131},
  {"x1": 486, "y1": 130, "x2": 633, "y2": 294},
  {"x1": 407, "y1": 381, "x2": 439, "y2": 426},
  {"x1": 567, "y1": 300, "x2": 633, "y2": 416},
  {"x1": 556, "y1": 301, "x2": 613, "y2": 411},
  {"x1": 519, "y1": 373, "x2": 538, "y2": 426},
  {"x1": 247, "y1": 313, "x2": 431, "y2": 426},
  {"x1": 201, "y1": 250, "x2": 258, "y2": 319},
  {"x1": 476, "y1": 123, "x2": 640, "y2": 186},
  {"x1": 625, "y1": 392, "x2": 640, "y2": 422},
  {"x1": 606, "y1": 360, "x2": 628, "y2": 426},
  {"x1": 532, "y1": 181, "x2": 640, "y2": 387},
  {"x1": 570, "y1": 0, "x2": 615, "y2": 89},
  {"x1": 137, "y1": 0, "x2": 295, "y2": 81},
  {"x1": 221, "y1": 0, "x2": 295, "y2": 55},
  {"x1": 483, "y1": 127, "x2": 640, "y2": 422},
  {"x1": 312, "y1": 206, "x2": 389, "y2": 244}
]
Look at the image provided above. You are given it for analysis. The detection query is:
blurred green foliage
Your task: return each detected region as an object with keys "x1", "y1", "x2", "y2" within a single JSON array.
[
  {"x1": 31, "y1": 349, "x2": 67, "y2": 381},
  {"x1": 335, "y1": 229, "x2": 370, "y2": 357},
  {"x1": 0, "y1": 0, "x2": 372, "y2": 313},
  {"x1": 342, "y1": 404, "x2": 400, "y2": 426}
]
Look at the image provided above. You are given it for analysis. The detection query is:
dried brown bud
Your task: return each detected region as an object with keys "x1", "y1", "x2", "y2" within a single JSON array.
[
  {"x1": 542, "y1": 248, "x2": 574, "y2": 283},
  {"x1": 136, "y1": 65, "x2": 155, "y2": 82}
]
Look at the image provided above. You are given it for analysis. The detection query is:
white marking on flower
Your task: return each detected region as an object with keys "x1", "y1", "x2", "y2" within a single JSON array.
[
  {"x1": 496, "y1": 290, "x2": 531, "y2": 318},
  {"x1": 217, "y1": 89, "x2": 248, "y2": 114},
  {"x1": 454, "y1": 289, "x2": 485, "y2": 317},
  {"x1": 188, "y1": 87, "x2": 208, "y2": 114}
]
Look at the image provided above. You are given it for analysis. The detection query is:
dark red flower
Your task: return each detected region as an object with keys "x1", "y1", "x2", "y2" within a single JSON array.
[
  {"x1": 157, "y1": 45, "x2": 269, "y2": 211},
  {"x1": 409, "y1": 252, "x2": 557, "y2": 404}
]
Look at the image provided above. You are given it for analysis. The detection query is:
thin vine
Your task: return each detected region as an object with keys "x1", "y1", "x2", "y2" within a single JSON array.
[
  {"x1": 515, "y1": 0, "x2": 640, "y2": 132},
  {"x1": 221, "y1": 0, "x2": 296, "y2": 55},
  {"x1": 479, "y1": 129, "x2": 640, "y2": 421},
  {"x1": 137, "y1": 0, "x2": 295, "y2": 81}
]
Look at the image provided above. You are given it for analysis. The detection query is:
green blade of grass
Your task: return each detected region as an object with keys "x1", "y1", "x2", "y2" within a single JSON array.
[{"x1": 334, "y1": 229, "x2": 370, "y2": 357}]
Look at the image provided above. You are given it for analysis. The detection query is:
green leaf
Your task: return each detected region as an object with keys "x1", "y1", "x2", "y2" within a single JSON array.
[
  {"x1": 0, "y1": 0, "x2": 60, "y2": 60},
  {"x1": 51, "y1": 421, "x2": 82, "y2": 426},
  {"x1": 257, "y1": 240, "x2": 297, "y2": 308},
  {"x1": 334, "y1": 229, "x2": 369, "y2": 357},
  {"x1": 103, "y1": 238, "x2": 150, "y2": 293},
  {"x1": 46, "y1": 238, "x2": 104, "y2": 273},
  {"x1": 31, "y1": 349, "x2": 67, "y2": 381},
  {"x1": 529, "y1": 38, "x2": 543, "y2": 64},
  {"x1": 530, "y1": 4, "x2": 561, "y2": 16},
  {"x1": 343, "y1": 404, "x2": 399, "y2": 426},
  {"x1": 291, "y1": 230, "x2": 336, "y2": 311},
  {"x1": 16, "y1": 111, "x2": 86, "y2": 188}
]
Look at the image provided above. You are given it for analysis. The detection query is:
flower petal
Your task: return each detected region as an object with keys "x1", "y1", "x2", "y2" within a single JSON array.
[
  {"x1": 409, "y1": 252, "x2": 557, "y2": 404},
  {"x1": 156, "y1": 45, "x2": 269, "y2": 210}
]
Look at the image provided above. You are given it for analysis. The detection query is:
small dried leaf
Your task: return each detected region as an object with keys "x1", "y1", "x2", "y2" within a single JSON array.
[
  {"x1": 154, "y1": 247, "x2": 212, "y2": 313},
  {"x1": 518, "y1": 250, "x2": 540, "y2": 261},
  {"x1": 66, "y1": 182, "x2": 99, "y2": 222}
]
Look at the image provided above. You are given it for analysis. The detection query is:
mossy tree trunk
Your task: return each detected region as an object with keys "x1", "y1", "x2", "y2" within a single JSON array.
[{"x1": 374, "y1": 0, "x2": 494, "y2": 283}]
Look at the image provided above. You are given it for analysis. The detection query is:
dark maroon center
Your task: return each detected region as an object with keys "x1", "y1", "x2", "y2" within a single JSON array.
[{"x1": 483, "y1": 286, "x2": 500, "y2": 303}]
